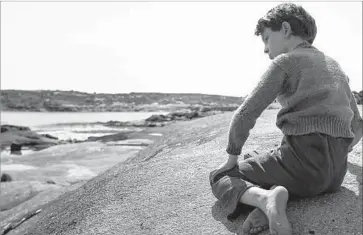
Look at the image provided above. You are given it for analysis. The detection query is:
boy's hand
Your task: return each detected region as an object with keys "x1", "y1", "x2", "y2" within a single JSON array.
[
  {"x1": 211, "y1": 154, "x2": 239, "y2": 181},
  {"x1": 348, "y1": 131, "x2": 362, "y2": 152},
  {"x1": 349, "y1": 119, "x2": 363, "y2": 152}
]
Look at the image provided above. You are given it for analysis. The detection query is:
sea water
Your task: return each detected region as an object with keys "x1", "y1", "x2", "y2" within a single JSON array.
[{"x1": 1, "y1": 111, "x2": 167, "y2": 141}]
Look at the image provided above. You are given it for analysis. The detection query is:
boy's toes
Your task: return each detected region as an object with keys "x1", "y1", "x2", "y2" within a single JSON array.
[
  {"x1": 248, "y1": 225, "x2": 268, "y2": 234},
  {"x1": 242, "y1": 208, "x2": 269, "y2": 234}
]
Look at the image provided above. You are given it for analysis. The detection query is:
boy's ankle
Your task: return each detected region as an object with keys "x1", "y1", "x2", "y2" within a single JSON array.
[{"x1": 255, "y1": 190, "x2": 270, "y2": 205}]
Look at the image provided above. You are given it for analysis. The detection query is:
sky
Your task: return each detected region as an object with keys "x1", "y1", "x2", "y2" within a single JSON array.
[{"x1": 1, "y1": 1, "x2": 362, "y2": 97}]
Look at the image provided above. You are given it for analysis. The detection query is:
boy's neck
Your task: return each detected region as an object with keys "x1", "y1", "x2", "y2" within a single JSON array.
[{"x1": 286, "y1": 38, "x2": 310, "y2": 52}]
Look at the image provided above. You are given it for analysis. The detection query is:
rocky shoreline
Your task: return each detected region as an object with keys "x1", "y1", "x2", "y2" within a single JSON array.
[
  {"x1": 0, "y1": 108, "x2": 230, "y2": 232},
  {"x1": 0, "y1": 109, "x2": 222, "y2": 153},
  {"x1": 3, "y1": 109, "x2": 361, "y2": 235}
]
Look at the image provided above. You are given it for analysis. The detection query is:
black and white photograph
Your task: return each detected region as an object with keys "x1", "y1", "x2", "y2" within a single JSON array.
[{"x1": 1, "y1": 1, "x2": 362, "y2": 235}]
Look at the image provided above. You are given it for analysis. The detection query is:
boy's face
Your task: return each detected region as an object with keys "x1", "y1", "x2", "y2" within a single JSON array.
[{"x1": 261, "y1": 27, "x2": 288, "y2": 60}]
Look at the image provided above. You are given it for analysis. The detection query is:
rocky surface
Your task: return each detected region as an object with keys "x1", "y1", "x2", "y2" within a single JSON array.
[
  {"x1": 0, "y1": 125, "x2": 60, "y2": 152},
  {"x1": 2, "y1": 109, "x2": 361, "y2": 235},
  {"x1": 0, "y1": 181, "x2": 62, "y2": 211},
  {"x1": 0, "y1": 122, "x2": 170, "y2": 235}
]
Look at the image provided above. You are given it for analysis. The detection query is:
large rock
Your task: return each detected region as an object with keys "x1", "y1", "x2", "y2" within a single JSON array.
[
  {"x1": 40, "y1": 134, "x2": 58, "y2": 140},
  {"x1": 12, "y1": 110, "x2": 362, "y2": 235},
  {"x1": 10, "y1": 143, "x2": 22, "y2": 155},
  {"x1": 1, "y1": 125, "x2": 31, "y2": 133},
  {"x1": 1, "y1": 173, "x2": 13, "y2": 182},
  {"x1": 145, "y1": 111, "x2": 201, "y2": 123},
  {"x1": 86, "y1": 132, "x2": 129, "y2": 142},
  {"x1": 145, "y1": 114, "x2": 171, "y2": 122},
  {"x1": 0, "y1": 181, "x2": 62, "y2": 211},
  {"x1": 102, "y1": 110, "x2": 208, "y2": 129},
  {"x1": 0, "y1": 181, "x2": 85, "y2": 235},
  {"x1": 0, "y1": 125, "x2": 59, "y2": 150}
]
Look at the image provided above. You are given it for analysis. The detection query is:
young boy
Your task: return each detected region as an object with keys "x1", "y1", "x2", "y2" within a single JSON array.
[{"x1": 209, "y1": 3, "x2": 363, "y2": 235}]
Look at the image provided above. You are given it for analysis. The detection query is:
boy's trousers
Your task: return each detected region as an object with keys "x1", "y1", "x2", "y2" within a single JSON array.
[{"x1": 209, "y1": 133, "x2": 353, "y2": 221}]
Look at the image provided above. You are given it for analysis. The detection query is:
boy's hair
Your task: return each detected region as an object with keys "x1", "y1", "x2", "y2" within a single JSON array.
[{"x1": 254, "y1": 3, "x2": 317, "y2": 44}]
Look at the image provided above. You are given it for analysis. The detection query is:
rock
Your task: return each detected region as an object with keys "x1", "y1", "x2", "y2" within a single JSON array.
[
  {"x1": 44, "y1": 178, "x2": 71, "y2": 187},
  {"x1": 10, "y1": 143, "x2": 22, "y2": 155},
  {"x1": 145, "y1": 111, "x2": 201, "y2": 123},
  {"x1": 104, "y1": 110, "x2": 207, "y2": 129},
  {"x1": 46, "y1": 180, "x2": 56, "y2": 185},
  {"x1": 145, "y1": 122, "x2": 166, "y2": 127},
  {"x1": 170, "y1": 111, "x2": 201, "y2": 120},
  {"x1": 1, "y1": 173, "x2": 12, "y2": 182},
  {"x1": 20, "y1": 110, "x2": 362, "y2": 235},
  {"x1": 145, "y1": 114, "x2": 169, "y2": 122},
  {"x1": 41, "y1": 134, "x2": 58, "y2": 140},
  {"x1": 0, "y1": 181, "x2": 61, "y2": 211},
  {"x1": 186, "y1": 111, "x2": 199, "y2": 119},
  {"x1": 103, "y1": 120, "x2": 130, "y2": 127},
  {"x1": 0, "y1": 127, "x2": 59, "y2": 151},
  {"x1": 0, "y1": 181, "x2": 85, "y2": 235},
  {"x1": 197, "y1": 106, "x2": 212, "y2": 112},
  {"x1": 59, "y1": 138, "x2": 82, "y2": 144},
  {"x1": 87, "y1": 132, "x2": 129, "y2": 142},
  {"x1": 1, "y1": 125, "x2": 31, "y2": 133}
]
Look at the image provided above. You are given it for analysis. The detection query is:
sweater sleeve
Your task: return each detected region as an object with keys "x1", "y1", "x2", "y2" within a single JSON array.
[
  {"x1": 350, "y1": 94, "x2": 363, "y2": 147},
  {"x1": 226, "y1": 60, "x2": 289, "y2": 155}
]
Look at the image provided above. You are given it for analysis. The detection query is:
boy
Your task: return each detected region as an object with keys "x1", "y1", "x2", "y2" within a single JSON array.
[{"x1": 209, "y1": 3, "x2": 363, "y2": 235}]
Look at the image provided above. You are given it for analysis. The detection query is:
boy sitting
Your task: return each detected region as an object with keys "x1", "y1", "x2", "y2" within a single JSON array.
[{"x1": 209, "y1": 3, "x2": 363, "y2": 235}]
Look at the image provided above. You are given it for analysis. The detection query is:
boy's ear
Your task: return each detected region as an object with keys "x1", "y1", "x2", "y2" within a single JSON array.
[{"x1": 281, "y1": 21, "x2": 292, "y2": 37}]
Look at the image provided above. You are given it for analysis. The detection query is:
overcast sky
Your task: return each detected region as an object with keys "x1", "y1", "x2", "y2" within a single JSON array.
[{"x1": 1, "y1": 1, "x2": 362, "y2": 97}]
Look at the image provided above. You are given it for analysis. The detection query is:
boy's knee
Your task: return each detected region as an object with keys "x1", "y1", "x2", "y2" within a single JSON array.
[{"x1": 211, "y1": 175, "x2": 247, "y2": 199}]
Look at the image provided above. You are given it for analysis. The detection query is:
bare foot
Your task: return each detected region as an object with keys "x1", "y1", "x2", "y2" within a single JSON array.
[
  {"x1": 242, "y1": 208, "x2": 268, "y2": 234},
  {"x1": 263, "y1": 186, "x2": 292, "y2": 235}
]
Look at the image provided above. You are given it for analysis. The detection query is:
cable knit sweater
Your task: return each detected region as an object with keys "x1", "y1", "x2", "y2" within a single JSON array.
[{"x1": 226, "y1": 43, "x2": 363, "y2": 156}]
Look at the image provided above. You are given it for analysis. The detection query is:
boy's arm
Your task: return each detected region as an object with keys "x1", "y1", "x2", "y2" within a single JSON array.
[
  {"x1": 226, "y1": 60, "x2": 289, "y2": 156},
  {"x1": 349, "y1": 95, "x2": 363, "y2": 151}
]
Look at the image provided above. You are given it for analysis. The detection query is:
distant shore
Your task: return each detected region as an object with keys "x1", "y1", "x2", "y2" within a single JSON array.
[{"x1": 0, "y1": 90, "x2": 243, "y2": 112}]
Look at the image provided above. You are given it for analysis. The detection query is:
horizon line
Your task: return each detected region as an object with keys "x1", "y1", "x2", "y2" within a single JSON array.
[{"x1": 1, "y1": 88, "x2": 247, "y2": 98}]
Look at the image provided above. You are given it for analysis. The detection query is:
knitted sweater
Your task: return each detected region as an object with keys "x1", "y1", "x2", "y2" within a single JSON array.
[{"x1": 226, "y1": 43, "x2": 363, "y2": 156}]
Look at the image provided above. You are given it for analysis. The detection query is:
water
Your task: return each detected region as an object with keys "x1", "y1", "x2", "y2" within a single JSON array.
[
  {"x1": 1, "y1": 111, "x2": 167, "y2": 141},
  {"x1": 1, "y1": 111, "x2": 166, "y2": 127}
]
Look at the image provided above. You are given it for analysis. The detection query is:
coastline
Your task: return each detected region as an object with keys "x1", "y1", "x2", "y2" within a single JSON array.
[
  {"x1": 1, "y1": 102, "x2": 361, "y2": 234},
  {"x1": 0, "y1": 109, "x2": 218, "y2": 225},
  {"x1": 0, "y1": 121, "x2": 169, "y2": 233}
]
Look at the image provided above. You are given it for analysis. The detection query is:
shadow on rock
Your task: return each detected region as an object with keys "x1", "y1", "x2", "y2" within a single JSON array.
[
  {"x1": 211, "y1": 200, "x2": 249, "y2": 235},
  {"x1": 348, "y1": 162, "x2": 362, "y2": 196},
  {"x1": 210, "y1": 185, "x2": 361, "y2": 235}
]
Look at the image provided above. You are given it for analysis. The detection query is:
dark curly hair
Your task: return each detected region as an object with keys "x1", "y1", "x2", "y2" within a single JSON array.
[{"x1": 255, "y1": 3, "x2": 317, "y2": 44}]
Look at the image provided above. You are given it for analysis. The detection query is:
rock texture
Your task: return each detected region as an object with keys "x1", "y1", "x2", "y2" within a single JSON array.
[{"x1": 4, "y1": 109, "x2": 360, "y2": 235}]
